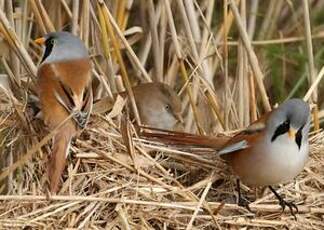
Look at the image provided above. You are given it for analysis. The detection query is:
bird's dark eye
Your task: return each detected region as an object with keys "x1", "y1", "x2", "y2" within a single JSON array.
[
  {"x1": 45, "y1": 37, "x2": 55, "y2": 46},
  {"x1": 165, "y1": 105, "x2": 170, "y2": 111},
  {"x1": 271, "y1": 119, "x2": 290, "y2": 142}
]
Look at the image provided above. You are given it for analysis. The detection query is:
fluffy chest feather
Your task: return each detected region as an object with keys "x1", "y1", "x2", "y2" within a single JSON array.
[{"x1": 231, "y1": 133, "x2": 309, "y2": 186}]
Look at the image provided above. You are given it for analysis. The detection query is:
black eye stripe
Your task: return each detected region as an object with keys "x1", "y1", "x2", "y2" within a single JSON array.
[
  {"x1": 41, "y1": 37, "x2": 54, "y2": 63},
  {"x1": 295, "y1": 125, "x2": 304, "y2": 149},
  {"x1": 271, "y1": 120, "x2": 290, "y2": 142}
]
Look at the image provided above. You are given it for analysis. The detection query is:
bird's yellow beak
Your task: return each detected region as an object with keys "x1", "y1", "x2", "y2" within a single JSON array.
[
  {"x1": 34, "y1": 37, "x2": 46, "y2": 45},
  {"x1": 288, "y1": 128, "x2": 297, "y2": 140}
]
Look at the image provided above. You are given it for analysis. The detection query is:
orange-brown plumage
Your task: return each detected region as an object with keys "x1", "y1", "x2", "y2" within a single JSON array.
[{"x1": 36, "y1": 32, "x2": 92, "y2": 193}]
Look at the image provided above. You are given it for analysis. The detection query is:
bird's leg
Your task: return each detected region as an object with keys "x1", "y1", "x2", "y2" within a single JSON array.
[
  {"x1": 268, "y1": 186, "x2": 298, "y2": 220},
  {"x1": 236, "y1": 179, "x2": 252, "y2": 212}
]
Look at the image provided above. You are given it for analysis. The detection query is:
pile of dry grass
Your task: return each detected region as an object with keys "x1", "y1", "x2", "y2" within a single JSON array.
[
  {"x1": 0, "y1": 1, "x2": 324, "y2": 229},
  {"x1": 0, "y1": 102, "x2": 324, "y2": 229}
]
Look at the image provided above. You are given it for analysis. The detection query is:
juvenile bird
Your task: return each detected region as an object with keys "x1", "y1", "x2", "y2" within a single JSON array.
[
  {"x1": 93, "y1": 82, "x2": 183, "y2": 131},
  {"x1": 35, "y1": 31, "x2": 93, "y2": 193},
  {"x1": 218, "y1": 98, "x2": 311, "y2": 218}
]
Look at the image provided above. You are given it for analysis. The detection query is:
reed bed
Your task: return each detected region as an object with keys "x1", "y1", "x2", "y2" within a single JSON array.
[{"x1": 0, "y1": 0, "x2": 323, "y2": 229}]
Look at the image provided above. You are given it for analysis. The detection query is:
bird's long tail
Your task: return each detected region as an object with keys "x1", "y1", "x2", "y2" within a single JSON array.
[{"x1": 48, "y1": 131, "x2": 73, "y2": 193}]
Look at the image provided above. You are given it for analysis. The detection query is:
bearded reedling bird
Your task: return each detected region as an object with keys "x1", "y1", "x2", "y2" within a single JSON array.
[
  {"x1": 93, "y1": 82, "x2": 184, "y2": 131},
  {"x1": 35, "y1": 32, "x2": 93, "y2": 193},
  {"x1": 218, "y1": 98, "x2": 311, "y2": 218}
]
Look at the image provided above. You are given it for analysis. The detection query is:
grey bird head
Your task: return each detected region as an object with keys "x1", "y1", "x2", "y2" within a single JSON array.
[
  {"x1": 36, "y1": 31, "x2": 89, "y2": 64},
  {"x1": 267, "y1": 98, "x2": 311, "y2": 148}
]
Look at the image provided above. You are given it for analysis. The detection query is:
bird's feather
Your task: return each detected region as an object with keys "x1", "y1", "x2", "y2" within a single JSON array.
[
  {"x1": 48, "y1": 130, "x2": 73, "y2": 193},
  {"x1": 218, "y1": 140, "x2": 249, "y2": 155},
  {"x1": 54, "y1": 79, "x2": 93, "y2": 129},
  {"x1": 218, "y1": 111, "x2": 273, "y2": 156}
]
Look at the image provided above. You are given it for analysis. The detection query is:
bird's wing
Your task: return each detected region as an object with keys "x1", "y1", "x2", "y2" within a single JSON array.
[
  {"x1": 54, "y1": 79, "x2": 93, "y2": 129},
  {"x1": 218, "y1": 139, "x2": 249, "y2": 155},
  {"x1": 78, "y1": 84, "x2": 93, "y2": 129},
  {"x1": 54, "y1": 79, "x2": 75, "y2": 112},
  {"x1": 218, "y1": 111, "x2": 273, "y2": 156}
]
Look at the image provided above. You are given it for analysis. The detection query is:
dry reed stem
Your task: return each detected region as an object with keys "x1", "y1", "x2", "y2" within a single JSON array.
[
  {"x1": 185, "y1": 181, "x2": 213, "y2": 230},
  {"x1": 116, "y1": 0, "x2": 126, "y2": 29},
  {"x1": 0, "y1": 9, "x2": 37, "y2": 77},
  {"x1": 164, "y1": 0, "x2": 204, "y2": 134},
  {"x1": 302, "y1": 0, "x2": 320, "y2": 131},
  {"x1": 229, "y1": 0, "x2": 271, "y2": 112},
  {"x1": 101, "y1": 1, "x2": 151, "y2": 82},
  {"x1": 0, "y1": 113, "x2": 74, "y2": 181},
  {"x1": 304, "y1": 65, "x2": 324, "y2": 101},
  {"x1": 223, "y1": 0, "x2": 230, "y2": 130},
  {"x1": 29, "y1": 0, "x2": 47, "y2": 34},
  {"x1": 148, "y1": 0, "x2": 163, "y2": 82},
  {"x1": 98, "y1": 1, "x2": 141, "y2": 125},
  {"x1": 35, "y1": 0, "x2": 55, "y2": 32},
  {"x1": 222, "y1": 32, "x2": 324, "y2": 46},
  {"x1": 1, "y1": 195, "x2": 324, "y2": 214}
]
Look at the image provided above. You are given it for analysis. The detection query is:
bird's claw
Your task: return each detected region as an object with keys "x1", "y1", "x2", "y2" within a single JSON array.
[
  {"x1": 238, "y1": 197, "x2": 252, "y2": 212},
  {"x1": 279, "y1": 198, "x2": 298, "y2": 220}
]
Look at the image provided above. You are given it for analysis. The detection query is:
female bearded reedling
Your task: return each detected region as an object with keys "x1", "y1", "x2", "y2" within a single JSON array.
[
  {"x1": 93, "y1": 82, "x2": 184, "y2": 131},
  {"x1": 218, "y1": 98, "x2": 311, "y2": 219},
  {"x1": 35, "y1": 31, "x2": 93, "y2": 193}
]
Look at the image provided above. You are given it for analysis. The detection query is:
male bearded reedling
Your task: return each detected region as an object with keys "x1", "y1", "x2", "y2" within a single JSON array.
[
  {"x1": 218, "y1": 99, "x2": 311, "y2": 218},
  {"x1": 35, "y1": 32, "x2": 93, "y2": 193},
  {"x1": 93, "y1": 83, "x2": 184, "y2": 131}
]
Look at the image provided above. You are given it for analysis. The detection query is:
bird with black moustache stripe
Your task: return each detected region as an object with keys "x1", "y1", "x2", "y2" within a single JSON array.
[
  {"x1": 35, "y1": 32, "x2": 93, "y2": 193},
  {"x1": 218, "y1": 98, "x2": 311, "y2": 218}
]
